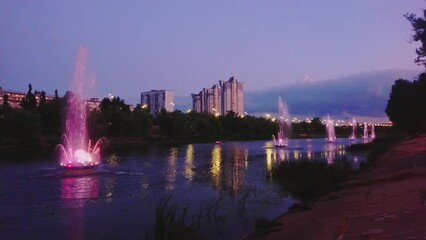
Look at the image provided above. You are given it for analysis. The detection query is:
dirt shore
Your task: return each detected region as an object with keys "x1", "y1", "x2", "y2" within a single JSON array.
[{"x1": 262, "y1": 135, "x2": 426, "y2": 240}]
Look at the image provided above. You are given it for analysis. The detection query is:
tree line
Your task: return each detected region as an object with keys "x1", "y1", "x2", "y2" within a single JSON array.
[{"x1": 1, "y1": 84, "x2": 390, "y2": 147}]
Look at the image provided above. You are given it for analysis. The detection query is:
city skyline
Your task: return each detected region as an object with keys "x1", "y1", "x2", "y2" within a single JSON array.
[{"x1": 0, "y1": 1, "x2": 424, "y2": 117}]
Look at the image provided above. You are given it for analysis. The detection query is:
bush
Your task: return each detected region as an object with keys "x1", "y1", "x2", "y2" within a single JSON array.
[{"x1": 271, "y1": 159, "x2": 354, "y2": 203}]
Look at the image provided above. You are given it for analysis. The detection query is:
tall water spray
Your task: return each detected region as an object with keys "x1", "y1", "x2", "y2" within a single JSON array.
[
  {"x1": 56, "y1": 47, "x2": 105, "y2": 168},
  {"x1": 349, "y1": 117, "x2": 357, "y2": 141},
  {"x1": 272, "y1": 97, "x2": 290, "y2": 147},
  {"x1": 362, "y1": 122, "x2": 368, "y2": 139},
  {"x1": 325, "y1": 114, "x2": 336, "y2": 142},
  {"x1": 370, "y1": 124, "x2": 376, "y2": 139}
]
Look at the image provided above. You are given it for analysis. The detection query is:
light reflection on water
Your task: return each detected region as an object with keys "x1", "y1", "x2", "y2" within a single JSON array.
[
  {"x1": 61, "y1": 176, "x2": 99, "y2": 240},
  {"x1": 211, "y1": 145, "x2": 221, "y2": 189},
  {"x1": 0, "y1": 138, "x2": 366, "y2": 240}
]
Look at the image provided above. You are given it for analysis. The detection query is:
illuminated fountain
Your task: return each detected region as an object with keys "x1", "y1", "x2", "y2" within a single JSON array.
[
  {"x1": 272, "y1": 97, "x2": 290, "y2": 147},
  {"x1": 361, "y1": 122, "x2": 369, "y2": 140},
  {"x1": 325, "y1": 114, "x2": 336, "y2": 143},
  {"x1": 349, "y1": 117, "x2": 357, "y2": 141},
  {"x1": 56, "y1": 47, "x2": 105, "y2": 170},
  {"x1": 370, "y1": 124, "x2": 376, "y2": 139}
]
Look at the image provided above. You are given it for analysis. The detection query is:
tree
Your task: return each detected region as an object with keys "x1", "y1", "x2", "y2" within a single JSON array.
[
  {"x1": 2, "y1": 94, "x2": 11, "y2": 114},
  {"x1": 405, "y1": 10, "x2": 426, "y2": 67},
  {"x1": 385, "y1": 79, "x2": 418, "y2": 133},
  {"x1": 39, "y1": 91, "x2": 46, "y2": 107},
  {"x1": 413, "y1": 73, "x2": 426, "y2": 132},
  {"x1": 20, "y1": 84, "x2": 37, "y2": 111}
]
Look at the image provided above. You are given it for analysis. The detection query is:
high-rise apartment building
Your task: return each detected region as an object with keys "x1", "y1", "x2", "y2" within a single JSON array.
[
  {"x1": 219, "y1": 76, "x2": 244, "y2": 116},
  {"x1": 191, "y1": 76, "x2": 244, "y2": 116},
  {"x1": 141, "y1": 90, "x2": 174, "y2": 116},
  {"x1": 191, "y1": 84, "x2": 221, "y2": 115}
]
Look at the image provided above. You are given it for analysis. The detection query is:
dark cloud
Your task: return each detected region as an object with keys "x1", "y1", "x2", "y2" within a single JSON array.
[{"x1": 245, "y1": 69, "x2": 421, "y2": 117}]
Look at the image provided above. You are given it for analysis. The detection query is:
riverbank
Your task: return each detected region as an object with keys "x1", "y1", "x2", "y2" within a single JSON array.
[{"x1": 257, "y1": 134, "x2": 426, "y2": 239}]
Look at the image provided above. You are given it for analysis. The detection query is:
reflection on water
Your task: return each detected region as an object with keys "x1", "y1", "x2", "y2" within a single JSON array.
[
  {"x1": 264, "y1": 139, "x2": 360, "y2": 166},
  {"x1": 165, "y1": 147, "x2": 178, "y2": 190},
  {"x1": 209, "y1": 143, "x2": 251, "y2": 196},
  {"x1": 105, "y1": 177, "x2": 116, "y2": 203},
  {"x1": 185, "y1": 144, "x2": 195, "y2": 181},
  {"x1": 61, "y1": 176, "x2": 99, "y2": 240},
  {"x1": 61, "y1": 176, "x2": 99, "y2": 204},
  {"x1": 211, "y1": 145, "x2": 222, "y2": 190}
]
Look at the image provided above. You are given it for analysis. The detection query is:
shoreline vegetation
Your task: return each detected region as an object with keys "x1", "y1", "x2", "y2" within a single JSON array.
[
  {"x1": 246, "y1": 134, "x2": 426, "y2": 240},
  {"x1": 0, "y1": 85, "x2": 394, "y2": 157}
]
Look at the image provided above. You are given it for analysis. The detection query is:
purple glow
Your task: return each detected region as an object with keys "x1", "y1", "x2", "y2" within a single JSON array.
[{"x1": 56, "y1": 47, "x2": 103, "y2": 168}]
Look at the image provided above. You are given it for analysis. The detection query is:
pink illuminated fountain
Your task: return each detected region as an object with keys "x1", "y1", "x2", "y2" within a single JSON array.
[
  {"x1": 325, "y1": 114, "x2": 336, "y2": 143},
  {"x1": 56, "y1": 47, "x2": 105, "y2": 170},
  {"x1": 361, "y1": 122, "x2": 369, "y2": 140},
  {"x1": 272, "y1": 97, "x2": 290, "y2": 147},
  {"x1": 370, "y1": 124, "x2": 376, "y2": 139},
  {"x1": 349, "y1": 117, "x2": 357, "y2": 141}
]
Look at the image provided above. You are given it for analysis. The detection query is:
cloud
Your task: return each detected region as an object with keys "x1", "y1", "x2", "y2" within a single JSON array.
[{"x1": 245, "y1": 69, "x2": 421, "y2": 118}]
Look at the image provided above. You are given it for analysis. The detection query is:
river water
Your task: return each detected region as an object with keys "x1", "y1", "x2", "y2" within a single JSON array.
[{"x1": 0, "y1": 138, "x2": 365, "y2": 240}]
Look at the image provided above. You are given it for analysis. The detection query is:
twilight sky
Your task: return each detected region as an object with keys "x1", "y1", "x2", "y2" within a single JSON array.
[{"x1": 0, "y1": 0, "x2": 424, "y2": 109}]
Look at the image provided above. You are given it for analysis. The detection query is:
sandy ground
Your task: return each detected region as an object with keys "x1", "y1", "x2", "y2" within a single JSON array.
[{"x1": 262, "y1": 135, "x2": 426, "y2": 240}]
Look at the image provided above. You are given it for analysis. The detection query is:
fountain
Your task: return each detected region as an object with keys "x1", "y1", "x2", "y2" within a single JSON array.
[
  {"x1": 272, "y1": 97, "x2": 290, "y2": 147},
  {"x1": 349, "y1": 117, "x2": 357, "y2": 141},
  {"x1": 325, "y1": 114, "x2": 336, "y2": 143},
  {"x1": 361, "y1": 122, "x2": 369, "y2": 140},
  {"x1": 370, "y1": 124, "x2": 376, "y2": 139},
  {"x1": 56, "y1": 47, "x2": 105, "y2": 170}
]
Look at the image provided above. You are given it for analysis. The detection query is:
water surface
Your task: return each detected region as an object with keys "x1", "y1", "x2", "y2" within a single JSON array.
[{"x1": 0, "y1": 138, "x2": 364, "y2": 239}]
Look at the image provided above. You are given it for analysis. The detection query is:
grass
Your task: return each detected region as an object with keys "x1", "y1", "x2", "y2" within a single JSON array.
[
  {"x1": 152, "y1": 195, "x2": 204, "y2": 240},
  {"x1": 349, "y1": 136, "x2": 401, "y2": 169},
  {"x1": 271, "y1": 136, "x2": 401, "y2": 203},
  {"x1": 271, "y1": 158, "x2": 354, "y2": 203}
]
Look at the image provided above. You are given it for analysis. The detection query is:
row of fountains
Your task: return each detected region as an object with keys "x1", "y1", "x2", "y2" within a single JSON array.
[
  {"x1": 57, "y1": 48, "x2": 375, "y2": 168},
  {"x1": 272, "y1": 97, "x2": 376, "y2": 147}
]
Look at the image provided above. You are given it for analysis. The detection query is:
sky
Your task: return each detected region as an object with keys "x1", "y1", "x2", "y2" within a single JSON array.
[{"x1": 0, "y1": 0, "x2": 424, "y2": 112}]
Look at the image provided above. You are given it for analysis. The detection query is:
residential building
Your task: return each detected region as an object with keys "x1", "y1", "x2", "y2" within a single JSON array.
[
  {"x1": 85, "y1": 98, "x2": 101, "y2": 111},
  {"x1": 0, "y1": 87, "x2": 102, "y2": 111},
  {"x1": 0, "y1": 87, "x2": 55, "y2": 108},
  {"x1": 219, "y1": 76, "x2": 244, "y2": 116},
  {"x1": 140, "y1": 90, "x2": 174, "y2": 116},
  {"x1": 191, "y1": 76, "x2": 244, "y2": 116}
]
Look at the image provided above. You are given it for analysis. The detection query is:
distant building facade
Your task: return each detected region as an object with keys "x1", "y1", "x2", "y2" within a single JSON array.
[
  {"x1": 85, "y1": 98, "x2": 101, "y2": 111},
  {"x1": 0, "y1": 87, "x2": 55, "y2": 108},
  {"x1": 191, "y1": 76, "x2": 244, "y2": 116},
  {"x1": 0, "y1": 87, "x2": 101, "y2": 111},
  {"x1": 141, "y1": 90, "x2": 174, "y2": 116},
  {"x1": 191, "y1": 84, "x2": 221, "y2": 115}
]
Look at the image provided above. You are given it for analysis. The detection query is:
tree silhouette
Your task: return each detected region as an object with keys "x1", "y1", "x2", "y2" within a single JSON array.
[
  {"x1": 20, "y1": 84, "x2": 37, "y2": 111},
  {"x1": 2, "y1": 94, "x2": 11, "y2": 114},
  {"x1": 385, "y1": 79, "x2": 418, "y2": 133},
  {"x1": 405, "y1": 10, "x2": 426, "y2": 67}
]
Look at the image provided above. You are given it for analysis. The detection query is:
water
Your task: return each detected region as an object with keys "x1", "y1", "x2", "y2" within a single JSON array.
[{"x1": 0, "y1": 138, "x2": 364, "y2": 239}]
